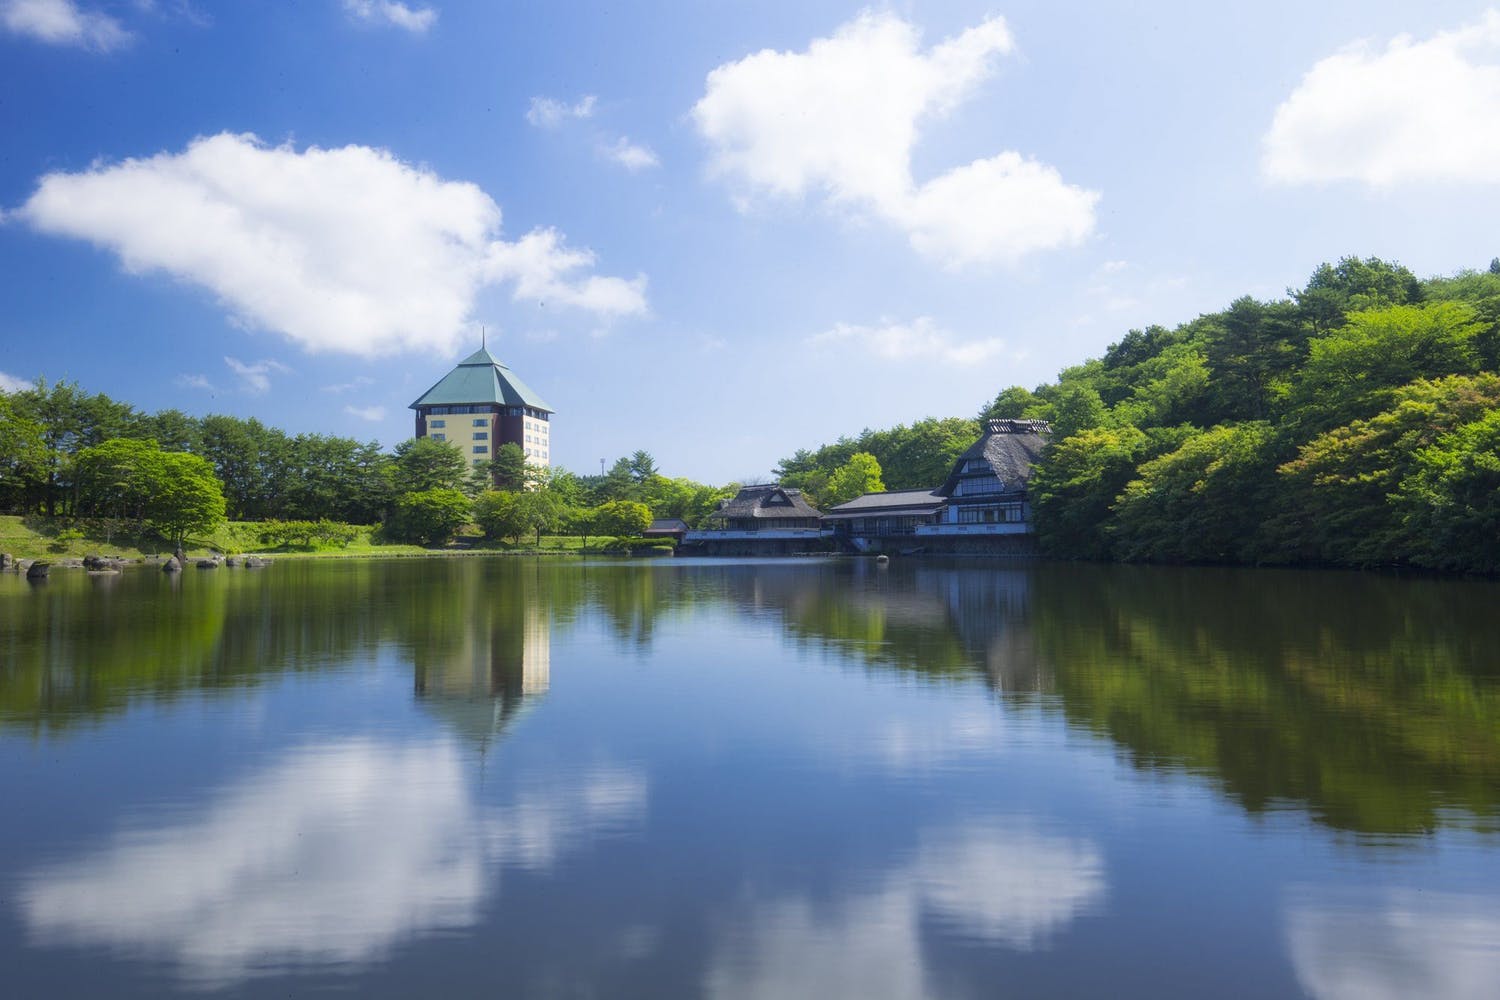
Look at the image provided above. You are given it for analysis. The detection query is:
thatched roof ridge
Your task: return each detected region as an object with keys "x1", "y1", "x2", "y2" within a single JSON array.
[
  {"x1": 938, "y1": 419, "x2": 1050, "y2": 496},
  {"x1": 715, "y1": 484, "x2": 823, "y2": 519}
]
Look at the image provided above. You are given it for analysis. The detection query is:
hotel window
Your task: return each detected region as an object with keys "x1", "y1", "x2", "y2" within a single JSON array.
[
  {"x1": 430, "y1": 419, "x2": 445, "y2": 428},
  {"x1": 472, "y1": 445, "x2": 487, "y2": 454},
  {"x1": 473, "y1": 418, "x2": 487, "y2": 427},
  {"x1": 473, "y1": 432, "x2": 488, "y2": 440},
  {"x1": 431, "y1": 433, "x2": 445, "y2": 441}
]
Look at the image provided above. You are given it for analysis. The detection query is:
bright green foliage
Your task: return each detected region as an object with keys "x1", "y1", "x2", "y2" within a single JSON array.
[
  {"x1": 1288, "y1": 302, "x2": 1482, "y2": 432},
  {"x1": 823, "y1": 452, "x2": 885, "y2": 507},
  {"x1": 1112, "y1": 423, "x2": 1280, "y2": 563},
  {"x1": 1275, "y1": 374, "x2": 1500, "y2": 565},
  {"x1": 595, "y1": 499, "x2": 652, "y2": 537},
  {"x1": 476, "y1": 489, "x2": 566, "y2": 543},
  {"x1": 257, "y1": 519, "x2": 360, "y2": 549},
  {"x1": 777, "y1": 417, "x2": 979, "y2": 496},
  {"x1": 391, "y1": 488, "x2": 471, "y2": 545},
  {"x1": 979, "y1": 385, "x2": 1045, "y2": 421},
  {"x1": 1396, "y1": 410, "x2": 1500, "y2": 573},
  {"x1": 1109, "y1": 344, "x2": 1212, "y2": 428},
  {"x1": 73, "y1": 438, "x2": 226, "y2": 549},
  {"x1": 1030, "y1": 426, "x2": 1150, "y2": 559},
  {"x1": 474, "y1": 490, "x2": 525, "y2": 541},
  {"x1": 149, "y1": 451, "x2": 228, "y2": 550},
  {"x1": 1048, "y1": 383, "x2": 1109, "y2": 439}
]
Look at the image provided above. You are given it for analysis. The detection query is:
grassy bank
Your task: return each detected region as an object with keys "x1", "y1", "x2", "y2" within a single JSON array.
[{"x1": 0, "y1": 516, "x2": 663, "y2": 562}]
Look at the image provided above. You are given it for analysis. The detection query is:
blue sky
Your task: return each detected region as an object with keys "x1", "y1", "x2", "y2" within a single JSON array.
[{"x1": 3, "y1": 1, "x2": 1499, "y2": 483}]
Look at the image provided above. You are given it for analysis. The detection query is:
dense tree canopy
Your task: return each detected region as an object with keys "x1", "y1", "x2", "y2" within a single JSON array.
[{"x1": 1008, "y1": 255, "x2": 1500, "y2": 572}]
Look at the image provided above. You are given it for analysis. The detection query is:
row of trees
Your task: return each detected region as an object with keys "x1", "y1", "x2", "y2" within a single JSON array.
[{"x1": 0, "y1": 383, "x2": 737, "y2": 549}]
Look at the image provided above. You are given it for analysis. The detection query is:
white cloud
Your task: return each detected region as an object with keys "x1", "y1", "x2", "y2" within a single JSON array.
[
  {"x1": 0, "y1": 370, "x2": 34, "y2": 392},
  {"x1": 15, "y1": 133, "x2": 646, "y2": 356},
  {"x1": 692, "y1": 11, "x2": 1097, "y2": 266},
  {"x1": 1, "y1": 0, "x2": 131, "y2": 49},
  {"x1": 602, "y1": 136, "x2": 659, "y2": 171},
  {"x1": 1265, "y1": 12, "x2": 1500, "y2": 186},
  {"x1": 344, "y1": 403, "x2": 385, "y2": 421},
  {"x1": 1287, "y1": 889, "x2": 1500, "y2": 1000},
  {"x1": 810, "y1": 316, "x2": 1006, "y2": 366},
  {"x1": 526, "y1": 94, "x2": 597, "y2": 129},
  {"x1": 21, "y1": 738, "x2": 646, "y2": 987},
  {"x1": 486, "y1": 227, "x2": 648, "y2": 315},
  {"x1": 341, "y1": 0, "x2": 435, "y2": 34},
  {"x1": 175, "y1": 373, "x2": 215, "y2": 392},
  {"x1": 224, "y1": 356, "x2": 290, "y2": 394}
]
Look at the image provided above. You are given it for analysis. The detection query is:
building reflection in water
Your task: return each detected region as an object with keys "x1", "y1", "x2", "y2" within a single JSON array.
[{"x1": 412, "y1": 568, "x2": 552, "y2": 750}]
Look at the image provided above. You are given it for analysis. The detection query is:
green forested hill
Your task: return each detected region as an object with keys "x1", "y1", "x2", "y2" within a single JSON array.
[
  {"x1": 782, "y1": 256, "x2": 1500, "y2": 573},
  {"x1": 999, "y1": 256, "x2": 1500, "y2": 572}
]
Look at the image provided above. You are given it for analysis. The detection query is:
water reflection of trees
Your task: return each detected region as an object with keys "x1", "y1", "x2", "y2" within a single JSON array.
[
  {"x1": 5, "y1": 559, "x2": 1498, "y2": 837},
  {"x1": 1028, "y1": 564, "x2": 1500, "y2": 837}
]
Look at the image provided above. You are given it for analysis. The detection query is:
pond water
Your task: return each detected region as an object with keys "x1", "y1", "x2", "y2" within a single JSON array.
[{"x1": 1, "y1": 557, "x2": 1498, "y2": 998}]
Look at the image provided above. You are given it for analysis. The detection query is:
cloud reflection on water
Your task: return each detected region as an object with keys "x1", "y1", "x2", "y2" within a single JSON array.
[
  {"x1": 20, "y1": 739, "x2": 644, "y2": 986},
  {"x1": 1286, "y1": 888, "x2": 1500, "y2": 1000},
  {"x1": 706, "y1": 818, "x2": 1104, "y2": 999}
]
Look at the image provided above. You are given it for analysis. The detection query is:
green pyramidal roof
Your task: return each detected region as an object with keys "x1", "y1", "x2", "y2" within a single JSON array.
[{"x1": 408, "y1": 346, "x2": 554, "y2": 412}]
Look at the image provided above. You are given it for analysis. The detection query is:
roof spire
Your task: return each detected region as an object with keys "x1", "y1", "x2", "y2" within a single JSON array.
[{"x1": 481, "y1": 325, "x2": 486, "y2": 350}]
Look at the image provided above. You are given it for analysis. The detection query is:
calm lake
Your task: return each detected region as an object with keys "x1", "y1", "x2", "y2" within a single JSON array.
[{"x1": 2, "y1": 557, "x2": 1498, "y2": 998}]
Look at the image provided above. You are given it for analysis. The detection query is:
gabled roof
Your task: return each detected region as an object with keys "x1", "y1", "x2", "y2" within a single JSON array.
[
  {"x1": 936, "y1": 419, "x2": 1050, "y2": 497},
  {"x1": 822, "y1": 489, "x2": 945, "y2": 520},
  {"x1": 714, "y1": 484, "x2": 823, "y2": 520},
  {"x1": 409, "y1": 347, "x2": 554, "y2": 412}
]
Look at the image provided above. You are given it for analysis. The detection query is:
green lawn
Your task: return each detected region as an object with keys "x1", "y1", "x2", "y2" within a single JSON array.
[{"x1": 0, "y1": 515, "x2": 659, "y2": 561}]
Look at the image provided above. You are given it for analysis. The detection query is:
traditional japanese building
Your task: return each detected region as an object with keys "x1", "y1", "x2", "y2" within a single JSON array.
[
  {"x1": 409, "y1": 346, "x2": 554, "y2": 469},
  {"x1": 680, "y1": 484, "x2": 828, "y2": 554},
  {"x1": 823, "y1": 419, "x2": 1051, "y2": 553}
]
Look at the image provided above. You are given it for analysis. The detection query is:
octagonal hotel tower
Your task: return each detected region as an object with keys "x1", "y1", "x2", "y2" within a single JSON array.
[{"x1": 409, "y1": 347, "x2": 554, "y2": 469}]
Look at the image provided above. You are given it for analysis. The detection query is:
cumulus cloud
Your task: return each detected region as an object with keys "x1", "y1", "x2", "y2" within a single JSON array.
[
  {"x1": 527, "y1": 94, "x2": 597, "y2": 129},
  {"x1": 224, "y1": 356, "x2": 290, "y2": 394},
  {"x1": 14, "y1": 133, "x2": 646, "y2": 356},
  {"x1": 1265, "y1": 12, "x2": 1500, "y2": 186},
  {"x1": 1, "y1": 0, "x2": 130, "y2": 49},
  {"x1": 341, "y1": 0, "x2": 435, "y2": 34},
  {"x1": 0, "y1": 370, "x2": 34, "y2": 392},
  {"x1": 344, "y1": 403, "x2": 385, "y2": 421},
  {"x1": 692, "y1": 11, "x2": 1097, "y2": 266},
  {"x1": 487, "y1": 227, "x2": 648, "y2": 314},
  {"x1": 810, "y1": 316, "x2": 1006, "y2": 365},
  {"x1": 603, "y1": 136, "x2": 660, "y2": 171}
]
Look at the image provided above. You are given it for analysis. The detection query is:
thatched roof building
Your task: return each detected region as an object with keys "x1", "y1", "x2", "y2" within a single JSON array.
[{"x1": 707, "y1": 485, "x2": 823, "y2": 531}]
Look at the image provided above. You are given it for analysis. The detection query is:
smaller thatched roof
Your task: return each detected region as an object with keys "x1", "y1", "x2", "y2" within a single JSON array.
[{"x1": 714, "y1": 484, "x2": 823, "y2": 520}]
